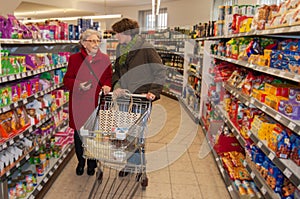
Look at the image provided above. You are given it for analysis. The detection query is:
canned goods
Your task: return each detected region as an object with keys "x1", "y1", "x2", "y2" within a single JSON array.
[
  {"x1": 219, "y1": 6, "x2": 225, "y2": 20},
  {"x1": 246, "y1": 5, "x2": 254, "y2": 16},
  {"x1": 225, "y1": 5, "x2": 232, "y2": 15},
  {"x1": 232, "y1": 5, "x2": 239, "y2": 14}
]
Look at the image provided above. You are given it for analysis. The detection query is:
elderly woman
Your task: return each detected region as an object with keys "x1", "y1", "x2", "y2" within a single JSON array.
[{"x1": 63, "y1": 29, "x2": 112, "y2": 176}]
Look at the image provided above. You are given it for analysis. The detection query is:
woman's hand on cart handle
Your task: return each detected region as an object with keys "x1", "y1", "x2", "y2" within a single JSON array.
[
  {"x1": 146, "y1": 92, "x2": 155, "y2": 101},
  {"x1": 102, "y1": 85, "x2": 111, "y2": 95}
]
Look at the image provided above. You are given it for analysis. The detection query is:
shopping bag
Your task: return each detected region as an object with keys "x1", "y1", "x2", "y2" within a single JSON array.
[{"x1": 98, "y1": 95, "x2": 141, "y2": 132}]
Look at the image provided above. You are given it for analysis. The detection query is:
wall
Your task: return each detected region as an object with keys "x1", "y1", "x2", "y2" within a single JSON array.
[{"x1": 105, "y1": 0, "x2": 212, "y2": 30}]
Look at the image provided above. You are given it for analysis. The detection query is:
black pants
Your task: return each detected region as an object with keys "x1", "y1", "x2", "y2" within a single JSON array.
[{"x1": 74, "y1": 130, "x2": 97, "y2": 169}]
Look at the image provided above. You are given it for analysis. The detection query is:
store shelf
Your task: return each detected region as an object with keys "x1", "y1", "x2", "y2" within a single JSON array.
[
  {"x1": 211, "y1": 54, "x2": 300, "y2": 83},
  {"x1": 223, "y1": 83, "x2": 300, "y2": 136},
  {"x1": 0, "y1": 39, "x2": 79, "y2": 44},
  {"x1": 163, "y1": 65, "x2": 184, "y2": 71},
  {"x1": 26, "y1": 144, "x2": 74, "y2": 199},
  {"x1": 179, "y1": 98, "x2": 199, "y2": 122},
  {"x1": 0, "y1": 101, "x2": 68, "y2": 152},
  {"x1": 243, "y1": 159, "x2": 281, "y2": 199},
  {"x1": 187, "y1": 70, "x2": 202, "y2": 80},
  {"x1": 214, "y1": 105, "x2": 247, "y2": 147},
  {"x1": 199, "y1": 122, "x2": 244, "y2": 199},
  {"x1": 166, "y1": 77, "x2": 183, "y2": 85},
  {"x1": 0, "y1": 83, "x2": 64, "y2": 114},
  {"x1": 0, "y1": 63, "x2": 67, "y2": 84},
  {"x1": 202, "y1": 25, "x2": 300, "y2": 40},
  {"x1": 247, "y1": 130, "x2": 300, "y2": 190}
]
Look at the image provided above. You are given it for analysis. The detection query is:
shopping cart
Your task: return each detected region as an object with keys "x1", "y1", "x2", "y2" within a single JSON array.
[{"x1": 80, "y1": 92, "x2": 151, "y2": 199}]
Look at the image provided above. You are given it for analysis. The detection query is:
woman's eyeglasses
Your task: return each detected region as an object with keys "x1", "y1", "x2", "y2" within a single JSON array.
[{"x1": 85, "y1": 40, "x2": 101, "y2": 44}]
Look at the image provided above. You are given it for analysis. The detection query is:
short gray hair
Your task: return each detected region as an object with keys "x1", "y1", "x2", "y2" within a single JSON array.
[{"x1": 79, "y1": 29, "x2": 101, "y2": 43}]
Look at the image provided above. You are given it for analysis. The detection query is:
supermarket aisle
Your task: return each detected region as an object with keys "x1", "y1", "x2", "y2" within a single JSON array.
[{"x1": 44, "y1": 96, "x2": 230, "y2": 199}]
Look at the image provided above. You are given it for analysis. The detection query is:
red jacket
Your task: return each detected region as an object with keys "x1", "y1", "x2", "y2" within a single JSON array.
[{"x1": 63, "y1": 48, "x2": 112, "y2": 130}]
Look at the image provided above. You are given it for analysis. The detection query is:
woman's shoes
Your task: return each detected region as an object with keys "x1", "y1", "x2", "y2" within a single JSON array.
[
  {"x1": 76, "y1": 165, "x2": 84, "y2": 176},
  {"x1": 76, "y1": 165, "x2": 95, "y2": 176},
  {"x1": 87, "y1": 167, "x2": 95, "y2": 176}
]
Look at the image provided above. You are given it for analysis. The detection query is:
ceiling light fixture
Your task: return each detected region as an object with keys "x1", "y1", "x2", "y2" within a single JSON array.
[
  {"x1": 156, "y1": 0, "x2": 161, "y2": 15},
  {"x1": 20, "y1": 14, "x2": 122, "y2": 23}
]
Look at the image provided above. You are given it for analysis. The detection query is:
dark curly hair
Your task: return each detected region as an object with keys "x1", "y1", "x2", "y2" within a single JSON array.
[{"x1": 111, "y1": 18, "x2": 139, "y2": 36}]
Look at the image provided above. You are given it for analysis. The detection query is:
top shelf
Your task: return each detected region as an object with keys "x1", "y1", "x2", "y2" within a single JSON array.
[
  {"x1": 195, "y1": 25, "x2": 300, "y2": 40},
  {"x1": 0, "y1": 39, "x2": 79, "y2": 45}
]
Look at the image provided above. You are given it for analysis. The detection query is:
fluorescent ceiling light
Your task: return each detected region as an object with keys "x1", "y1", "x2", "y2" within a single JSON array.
[
  {"x1": 152, "y1": 0, "x2": 155, "y2": 16},
  {"x1": 21, "y1": 14, "x2": 122, "y2": 23},
  {"x1": 14, "y1": 9, "x2": 77, "y2": 16},
  {"x1": 156, "y1": 0, "x2": 161, "y2": 15}
]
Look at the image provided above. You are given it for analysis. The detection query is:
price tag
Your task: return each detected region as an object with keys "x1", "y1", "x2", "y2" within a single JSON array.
[
  {"x1": 245, "y1": 101, "x2": 250, "y2": 106},
  {"x1": 250, "y1": 98, "x2": 255, "y2": 104},
  {"x1": 3, "y1": 106, "x2": 9, "y2": 113},
  {"x1": 2, "y1": 76, "x2": 8, "y2": 82},
  {"x1": 29, "y1": 195, "x2": 35, "y2": 199},
  {"x1": 16, "y1": 162, "x2": 20, "y2": 168},
  {"x1": 236, "y1": 94, "x2": 239, "y2": 98},
  {"x1": 261, "y1": 187, "x2": 267, "y2": 195},
  {"x1": 247, "y1": 131, "x2": 251, "y2": 137},
  {"x1": 230, "y1": 89, "x2": 233, "y2": 94},
  {"x1": 9, "y1": 139, "x2": 14, "y2": 145},
  {"x1": 268, "y1": 153, "x2": 275, "y2": 161},
  {"x1": 283, "y1": 168, "x2": 292, "y2": 178},
  {"x1": 236, "y1": 135, "x2": 240, "y2": 140},
  {"x1": 63, "y1": 154, "x2": 67, "y2": 158},
  {"x1": 250, "y1": 172, "x2": 255, "y2": 179},
  {"x1": 261, "y1": 106, "x2": 267, "y2": 111},
  {"x1": 225, "y1": 119, "x2": 228, "y2": 123},
  {"x1": 216, "y1": 158, "x2": 219, "y2": 162},
  {"x1": 288, "y1": 122, "x2": 296, "y2": 131},
  {"x1": 54, "y1": 164, "x2": 58, "y2": 169},
  {"x1": 228, "y1": 185, "x2": 233, "y2": 192},
  {"x1": 68, "y1": 148, "x2": 71, "y2": 152},
  {"x1": 243, "y1": 161, "x2": 247, "y2": 167},
  {"x1": 14, "y1": 102, "x2": 18, "y2": 108},
  {"x1": 257, "y1": 142, "x2": 263, "y2": 148},
  {"x1": 275, "y1": 114, "x2": 282, "y2": 121},
  {"x1": 19, "y1": 134, "x2": 24, "y2": 139},
  {"x1": 29, "y1": 126, "x2": 33, "y2": 132},
  {"x1": 58, "y1": 159, "x2": 63, "y2": 164},
  {"x1": 26, "y1": 154, "x2": 30, "y2": 160},
  {"x1": 44, "y1": 177, "x2": 48, "y2": 183},
  {"x1": 49, "y1": 171, "x2": 53, "y2": 176},
  {"x1": 33, "y1": 70, "x2": 37, "y2": 75},
  {"x1": 36, "y1": 146, "x2": 39, "y2": 151},
  {"x1": 220, "y1": 167, "x2": 225, "y2": 174},
  {"x1": 23, "y1": 98, "x2": 28, "y2": 104},
  {"x1": 37, "y1": 185, "x2": 42, "y2": 191},
  {"x1": 3, "y1": 143, "x2": 7, "y2": 149},
  {"x1": 9, "y1": 75, "x2": 15, "y2": 81},
  {"x1": 6, "y1": 170, "x2": 10, "y2": 176},
  {"x1": 16, "y1": 74, "x2": 21, "y2": 79}
]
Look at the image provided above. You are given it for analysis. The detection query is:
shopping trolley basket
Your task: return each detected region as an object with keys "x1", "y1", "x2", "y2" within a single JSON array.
[{"x1": 80, "y1": 92, "x2": 151, "y2": 199}]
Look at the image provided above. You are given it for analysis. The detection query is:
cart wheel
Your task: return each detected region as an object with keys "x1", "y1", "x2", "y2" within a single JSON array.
[
  {"x1": 141, "y1": 177, "x2": 148, "y2": 190},
  {"x1": 135, "y1": 173, "x2": 142, "y2": 182},
  {"x1": 97, "y1": 170, "x2": 103, "y2": 183}
]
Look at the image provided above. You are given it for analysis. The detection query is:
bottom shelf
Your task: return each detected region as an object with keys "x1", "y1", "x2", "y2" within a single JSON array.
[
  {"x1": 179, "y1": 98, "x2": 199, "y2": 123},
  {"x1": 199, "y1": 124, "x2": 240, "y2": 199},
  {"x1": 26, "y1": 144, "x2": 75, "y2": 199}
]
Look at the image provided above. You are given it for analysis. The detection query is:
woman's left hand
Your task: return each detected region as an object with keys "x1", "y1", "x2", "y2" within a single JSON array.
[{"x1": 102, "y1": 85, "x2": 111, "y2": 95}]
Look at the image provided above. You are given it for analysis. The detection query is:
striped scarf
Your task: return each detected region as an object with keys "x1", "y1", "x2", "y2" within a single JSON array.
[{"x1": 119, "y1": 35, "x2": 138, "y2": 65}]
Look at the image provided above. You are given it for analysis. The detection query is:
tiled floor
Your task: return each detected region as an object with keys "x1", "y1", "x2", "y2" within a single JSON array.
[{"x1": 44, "y1": 96, "x2": 231, "y2": 199}]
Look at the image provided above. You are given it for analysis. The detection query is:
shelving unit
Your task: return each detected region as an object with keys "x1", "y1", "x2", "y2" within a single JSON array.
[
  {"x1": 0, "y1": 39, "x2": 76, "y2": 199},
  {"x1": 198, "y1": 1, "x2": 300, "y2": 196}
]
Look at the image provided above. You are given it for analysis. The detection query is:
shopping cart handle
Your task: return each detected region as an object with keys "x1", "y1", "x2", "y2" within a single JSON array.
[{"x1": 106, "y1": 91, "x2": 148, "y2": 99}]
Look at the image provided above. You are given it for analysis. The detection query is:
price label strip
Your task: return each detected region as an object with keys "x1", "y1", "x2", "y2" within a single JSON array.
[{"x1": 288, "y1": 122, "x2": 296, "y2": 131}]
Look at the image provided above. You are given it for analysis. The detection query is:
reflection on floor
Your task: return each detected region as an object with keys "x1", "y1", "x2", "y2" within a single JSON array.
[{"x1": 44, "y1": 96, "x2": 231, "y2": 199}]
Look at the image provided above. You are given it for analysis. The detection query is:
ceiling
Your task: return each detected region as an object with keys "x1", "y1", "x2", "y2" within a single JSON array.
[{"x1": 14, "y1": 0, "x2": 171, "y2": 19}]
